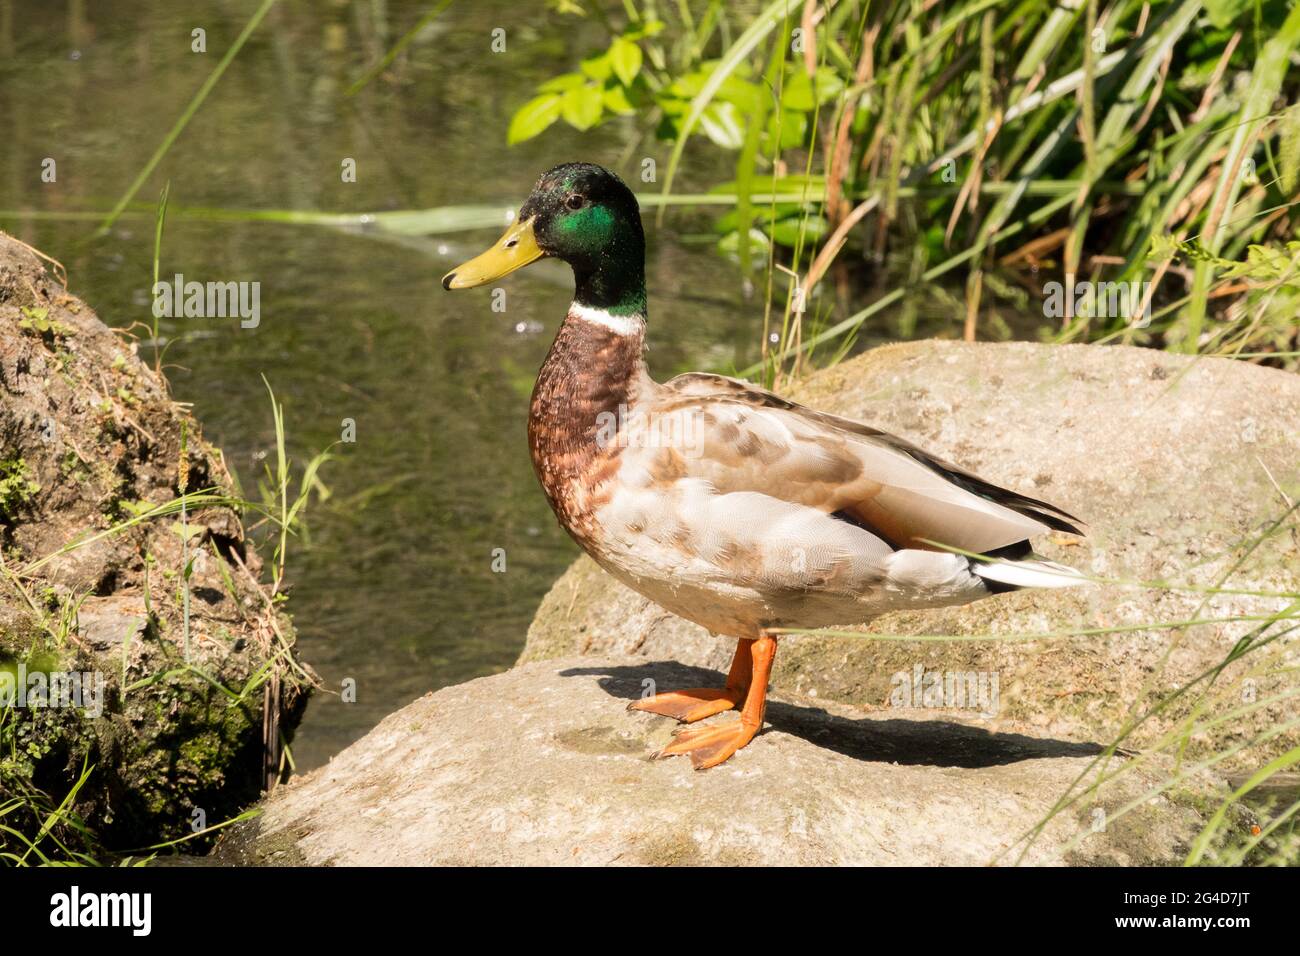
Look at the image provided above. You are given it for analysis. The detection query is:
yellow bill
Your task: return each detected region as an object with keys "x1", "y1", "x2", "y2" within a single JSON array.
[{"x1": 441, "y1": 217, "x2": 544, "y2": 290}]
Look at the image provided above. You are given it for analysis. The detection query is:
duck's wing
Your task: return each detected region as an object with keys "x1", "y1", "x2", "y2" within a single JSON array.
[{"x1": 648, "y1": 372, "x2": 1082, "y2": 555}]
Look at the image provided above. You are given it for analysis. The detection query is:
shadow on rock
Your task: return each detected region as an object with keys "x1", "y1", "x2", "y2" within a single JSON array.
[{"x1": 562, "y1": 660, "x2": 1109, "y2": 770}]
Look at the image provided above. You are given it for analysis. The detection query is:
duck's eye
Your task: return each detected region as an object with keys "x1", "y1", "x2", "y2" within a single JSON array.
[{"x1": 566, "y1": 194, "x2": 585, "y2": 210}]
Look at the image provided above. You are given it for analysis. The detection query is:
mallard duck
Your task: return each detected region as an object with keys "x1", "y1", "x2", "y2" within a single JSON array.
[{"x1": 444, "y1": 163, "x2": 1083, "y2": 770}]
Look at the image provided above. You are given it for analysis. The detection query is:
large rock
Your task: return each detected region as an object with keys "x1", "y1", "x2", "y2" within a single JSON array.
[
  {"x1": 0, "y1": 233, "x2": 312, "y2": 851},
  {"x1": 521, "y1": 342, "x2": 1300, "y2": 763},
  {"x1": 216, "y1": 657, "x2": 1222, "y2": 866}
]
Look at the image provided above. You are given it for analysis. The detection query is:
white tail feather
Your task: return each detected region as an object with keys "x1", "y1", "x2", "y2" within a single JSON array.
[{"x1": 974, "y1": 558, "x2": 1087, "y2": 589}]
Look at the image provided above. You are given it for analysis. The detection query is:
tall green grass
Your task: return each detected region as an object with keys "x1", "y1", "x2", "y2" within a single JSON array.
[{"x1": 503, "y1": 0, "x2": 1300, "y2": 385}]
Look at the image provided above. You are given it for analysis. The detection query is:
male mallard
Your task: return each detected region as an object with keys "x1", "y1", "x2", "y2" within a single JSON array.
[{"x1": 444, "y1": 163, "x2": 1083, "y2": 770}]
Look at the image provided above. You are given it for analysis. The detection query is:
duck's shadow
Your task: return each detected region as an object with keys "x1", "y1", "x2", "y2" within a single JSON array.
[{"x1": 561, "y1": 661, "x2": 1107, "y2": 769}]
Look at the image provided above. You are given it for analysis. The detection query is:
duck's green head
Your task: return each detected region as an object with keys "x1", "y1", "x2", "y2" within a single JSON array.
[{"x1": 442, "y1": 163, "x2": 647, "y2": 316}]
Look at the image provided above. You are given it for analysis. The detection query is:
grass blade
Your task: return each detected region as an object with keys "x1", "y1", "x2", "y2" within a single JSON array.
[{"x1": 95, "y1": 0, "x2": 279, "y2": 236}]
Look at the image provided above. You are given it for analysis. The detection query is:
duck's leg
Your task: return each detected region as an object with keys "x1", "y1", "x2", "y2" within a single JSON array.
[
  {"x1": 626, "y1": 637, "x2": 754, "y2": 723},
  {"x1": 652, "y1": 634, "x2": 776, "y2": 770}
]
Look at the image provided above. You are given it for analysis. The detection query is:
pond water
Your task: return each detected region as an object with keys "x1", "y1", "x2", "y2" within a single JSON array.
[{"x1": 0, "y1": 0, "x2": 998, "y2": 769}]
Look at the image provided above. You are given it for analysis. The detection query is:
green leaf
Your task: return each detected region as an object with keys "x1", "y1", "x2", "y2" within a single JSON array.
[
  {"x1": 669, "y1": 69, "x2": 762, "y2": 114},
  {"x1": 507, "y1": 94, "x2": 562, "y2": 144},
  {"x1": 538, "y1": 71, "x2": 587, "y2": 93},
  {"x1": 18, "y1": 305, "x2": 75, "y2": 337},
  {"x1": 1204, "y1": 0, "x2": 1251, "y2": 30},
  {"x1": 766, "y1": 108, "x2": 809, "y2": 150},
  {"x1": 767, "y1": 215, "x2": 828, "y2": 247},
  {"x1": 1147, "y1": 235, "x2": 1230, "y2": 267},
  {"x1": 713, "y1": 76, "x2": 764, "y2": 115},
  {"x1": 710, "y1": 174, "x2": 827, "y2": 196},
  {"x1": 714, "y1": 203, "x2": 803, "y2": 234},
  {"x1": 561, "y1": 83, "x2": 604, "y2": 131},
  {"x1": 580, "y1": 52, "x2": 612, "y2": 82},
  {"x1": 716, "y1": 227, "x2": 770, "y2": 264},
  {"x1": 655, "y1": 92, "x2": 689, "y2": 117},
  {"x1": 780, "y1": 66, "x2": 844, "y2": 111},
  {"x1": 609, "y1": 37, "x2": 642, "y2": 87},
  {"x1": 1221, "y1": 242, "x2": 1300, "y2": 284},
  {"x1": 169, "y1": 521, "x2": 204, "y2": 543},
  {"x1": 699, "y1": 101, "x2": 744, "y2": 150},
  {"x1": 624, "y1": 19, "x2": 664, "y2": 41},
  {"x1": 603, "y1": 83, "x2": 636, "y2": 116}
]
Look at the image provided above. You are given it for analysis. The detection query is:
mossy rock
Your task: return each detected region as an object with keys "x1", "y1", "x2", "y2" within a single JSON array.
[{"x1": 0, "y1": 233, "x2": 312, "y2": 854}]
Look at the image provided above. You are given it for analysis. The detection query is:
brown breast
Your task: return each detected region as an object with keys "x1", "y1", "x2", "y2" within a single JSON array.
[{"x1": 527, "y1": 312, "x2": 647, "y2": 546}]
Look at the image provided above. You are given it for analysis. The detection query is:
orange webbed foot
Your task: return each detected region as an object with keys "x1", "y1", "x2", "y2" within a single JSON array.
[
  {"x1": 632, "y1": 634, "x2": 777, "y2": 771},
  {"x1": 627, "y1": 687, "x2": 742, "y2": 723},
  {"x1": 653, "y1": 719, "x2": 760, "y2": 770}
]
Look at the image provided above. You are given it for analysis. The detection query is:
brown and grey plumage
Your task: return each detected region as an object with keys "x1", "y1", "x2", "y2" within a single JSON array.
[{"x1": 445, "y1": 163, "x2": 1084, "y2": 769}]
